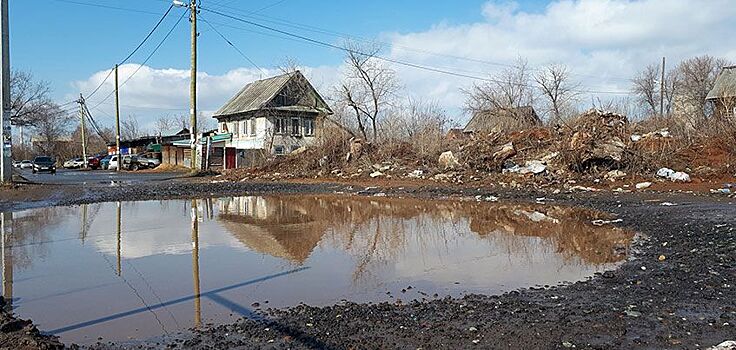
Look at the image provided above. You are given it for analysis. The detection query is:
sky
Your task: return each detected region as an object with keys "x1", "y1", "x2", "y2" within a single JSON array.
[{"x1": 9, "y1": 0, "x2": 736, "y2": 133}]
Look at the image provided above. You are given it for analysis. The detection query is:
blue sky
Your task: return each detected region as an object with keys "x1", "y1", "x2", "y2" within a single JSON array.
[
  {"x1": 9, "y1": 0, "x2": 736, "y2": 131},
  {"x1": 12, "y1": 0, "x2": 524, "y2": 99}
]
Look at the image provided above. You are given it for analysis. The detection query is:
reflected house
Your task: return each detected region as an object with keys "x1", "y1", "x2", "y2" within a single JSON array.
[
  {"x1": 217, "y1": 197, "x2": 328, "y2": 264},
  {"x1": 216, "y1": 196, "x2": 634, "y2": 268}
]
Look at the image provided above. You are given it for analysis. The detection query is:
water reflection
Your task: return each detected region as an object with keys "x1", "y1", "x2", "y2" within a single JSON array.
[{"x1": 0, "y1": 195, "x2": 633, "y2": 344}]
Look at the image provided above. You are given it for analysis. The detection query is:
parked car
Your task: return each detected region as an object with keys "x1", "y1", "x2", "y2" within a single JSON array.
[
  {"x1": 64, "y1": 158, "x2": 85, "y2": 169},
  {"x1": 32, "y1": 156, "x2": 56, "y2": 174},
  {"x1": 137, "y1": 155, "x2": 161, "y2": 168},
  {"x1": 86, "y1": 157, "x2": 101, "y2": 170},
  {"x1": 109, "y1": 155, "x2": 147, "y2": 171},
  {"x1": 12, "y1": 160, "x2": 20, "y2": 168},
  {"x1": 20, "y1": 160, "x2": 33, "y2": 169},
  {"x1": 100, "y1": 155, "x2": 112, "y2": 170}
]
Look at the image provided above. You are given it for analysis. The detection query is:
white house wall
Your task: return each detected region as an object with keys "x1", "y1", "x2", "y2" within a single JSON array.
[{"x1": 222, "y1": 116, "x2": 319, "y2": 154}]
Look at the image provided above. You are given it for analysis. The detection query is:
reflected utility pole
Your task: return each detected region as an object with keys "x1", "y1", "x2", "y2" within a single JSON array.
[
  {"x1": 191, "y1": 199, "x2": 201, "y2": 327},
  {"x1": 116, "y1": 202, "x2": 122, "y2": 276},
  {"x1": 1, "y1": 212, "x2": 12, "y2": 311},
  {"x1": 80, "y1": 204, "x2": 88, "y2": 243}
]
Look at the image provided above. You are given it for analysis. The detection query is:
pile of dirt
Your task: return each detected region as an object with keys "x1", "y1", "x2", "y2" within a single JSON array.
[{"x1": 0, "y1": 297, "x2": 63, "y2": 350}]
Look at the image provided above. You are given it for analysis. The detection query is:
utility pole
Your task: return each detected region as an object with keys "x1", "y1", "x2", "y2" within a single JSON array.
[
  {"x1": 78, "y1": 94, "x2": 88, "y2": 169},
  {"x1": 0, "y1": 0, "x2": 11, "y2": 184},
  {"x1": 114, "y1": 65, "x2": 121, "y2": 172},
  {"x1": 660, "y1": 57, "x2": 666, "y2": 117},
  {"x1": 189, "y1": 0, "x2": 198, "y2": 172}
]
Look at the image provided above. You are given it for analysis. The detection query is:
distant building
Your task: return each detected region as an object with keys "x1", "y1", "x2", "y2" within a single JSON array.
[
  {"x1": 211, "y1": 71, "x2": 333, "y2": 169},
  {"x1": 706, "y1": 65, "x2": 736, "y2": 118},
  {"x1": 463, "y1": 106, "x2": 540, "y2": 135}
]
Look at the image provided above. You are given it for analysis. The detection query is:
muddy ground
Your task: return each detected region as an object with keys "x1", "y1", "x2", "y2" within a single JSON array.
[{"x1": 0, "y1": 179, "x2": 734, "y2": 349}]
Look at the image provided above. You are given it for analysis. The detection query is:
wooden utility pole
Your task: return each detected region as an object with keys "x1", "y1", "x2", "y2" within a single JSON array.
[
  {"x1": 189, "y1": 0, "x2": 198, "y2": 171},
  {"x1": 115, "y1": 65, "x2": 121, "y2": 172},
  {"x1": 0, "y1": 0, "x2": 11, "y2": 184},
  {"x1": 78, "y1": 94, "x2": 88, "y2": 169},
  {"x1": 660, "y1": 57, "x2": 666, "y2": 117}
]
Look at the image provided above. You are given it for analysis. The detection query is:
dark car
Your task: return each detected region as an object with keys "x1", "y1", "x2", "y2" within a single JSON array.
[
  {"x1": 32, "y1": 156, "x2": 56, "y2": 174},
  {"x1": 86, "y1": 157, "x2": 100, "y2": 170}
]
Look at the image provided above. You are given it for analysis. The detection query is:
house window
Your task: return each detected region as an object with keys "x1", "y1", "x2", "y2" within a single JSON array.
[
  {"x1": 303, "y1": 118, "x2": 315, "y2": 136},
  {"x1": 219, "y1": 122, "x2": 227, "y2": 133},
  {"x1": 290, "y1": 117, "x2": 301, "y2": 136},
  {"x1": 232, "y1": 122, "x2": 239, "y2": 137},
  {"x1": 274, "y1": 117, "x2": 287, "y2": 134},
  {"x1": 241, "y1": 120, "x2": 248, "y2": 137},
  {"x1": 250, "y1": 118, "x2": 257, "y2": 136},
  {"x1": 274, "y1": 145, "x2": 285, "y2": 155}
]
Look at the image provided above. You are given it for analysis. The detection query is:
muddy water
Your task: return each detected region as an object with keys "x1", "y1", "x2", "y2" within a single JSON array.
[{"x1": 0, "y1": 195, "x2": 633, "y2": 344}]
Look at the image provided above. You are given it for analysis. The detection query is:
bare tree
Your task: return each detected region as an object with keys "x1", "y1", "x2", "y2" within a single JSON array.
[
  {"x1": 631, "y1": 62, "x2": 678, "y2": 117},
  {"x1": 464, "y1": 58, "x2": 535, "y2": 115},
  {"x1": 154, "y1": 115, "x2": 178, "y2": 136},
  {"x1": 675, "y1": 55, "x2": 731, "y2": 122},
  {"x1": 631, "y1": 63, "x2": 661, "y2": 116},
  {"x1": 120, "y1": 115, "x2": 144, "y2": 140},
  {"x1": 278, "y1": 57, "x2": 301, "y2": 74},
  {"x1": 32, "y1": 103, "x2": 74, "y2": 156},
  {"x1": 534, "y1": 64, "x2": 580, "y2": 125},
  {"x1": 9, "y1": 70, "x2": 52, "y2": 127},
  {"x1": 338, "y1": 42, "x2": 400, "y2": 142}
]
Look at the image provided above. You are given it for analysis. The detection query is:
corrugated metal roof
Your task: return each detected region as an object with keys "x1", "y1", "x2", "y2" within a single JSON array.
[
  {"x1": 214, "y1": 72, "x2": 295, "y2": 117},
  {"x1": 707, "y1": 66, "x2": 736, "y2": 100}
]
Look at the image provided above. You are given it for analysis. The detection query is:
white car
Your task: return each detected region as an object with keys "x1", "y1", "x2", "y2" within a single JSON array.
[
  {"x1": 20, "y1": 160, "x2": 33, "y2": 169},
  {"x1": 108, "y1": 155, "x2": 120, "y2": 171},
  {"x1": 63, "y1": 158, "x2": 85, "y2": 169}
]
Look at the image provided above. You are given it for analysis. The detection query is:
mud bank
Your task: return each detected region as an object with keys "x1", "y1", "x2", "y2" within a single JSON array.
[{"x1": 0, "y1": 181, "x2": 734, "y2": 349}]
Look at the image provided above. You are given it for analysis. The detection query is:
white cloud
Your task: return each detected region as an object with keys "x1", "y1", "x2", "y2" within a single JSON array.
[
  {"x1": 71, "y1": 64, "x2": 341, "y2": 133},
  {"x1": 69, "y1": 0, "x2": 736, "y2": 129},
  {"x1": 384, "y1": 0, "x2": 736, "y2": 118}
]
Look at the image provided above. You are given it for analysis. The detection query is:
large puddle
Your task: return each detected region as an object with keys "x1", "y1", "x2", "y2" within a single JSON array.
[{"x1": 0, "y1": 195, "x2": 633, "y2": 344}]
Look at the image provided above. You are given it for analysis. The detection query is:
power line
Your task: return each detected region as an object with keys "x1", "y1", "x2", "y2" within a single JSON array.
[
  {"x1": 82, "y1": 3, "x2": 175, "y2": 101},
  {"x1": 89, "y1": 9, "x2": 189, "y2": 111},
  {"x1": 46, "y1": 0, "x2": 163, "y2": 16},
  {"x1": 201, "y1": 7, "x2": 634, "y2": 95},
  {"x1": 206, "y1": 1, "x2": 633, "y2": 84},
  {"x1": 199, "y1": 14, "x2": 267, "y2": 75}
]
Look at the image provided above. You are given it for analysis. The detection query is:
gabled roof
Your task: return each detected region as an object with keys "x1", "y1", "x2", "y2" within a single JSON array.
[
  {"x1": 464, "y1": 106, "x2": 540, "y2": 133},
  {"x1": 213, "y1": 70, "x2": 333, "y2": 118},
  {"x1": 707, "y1": 66, "x2": 736, "y2": 100}
]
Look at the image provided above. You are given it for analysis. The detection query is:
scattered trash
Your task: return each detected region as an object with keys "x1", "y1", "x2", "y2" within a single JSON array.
[
  {"x1": 657, "y1": 168, "x2": 691, "y2": 182},
  {"x1": 658, "y1": 255, "x2": 666, "y2": 261},
  {"x1": 636, "y1": 182, "x2": 653, "y2": 189},
  {"x1": 562, "y1": 341, "x2": 574, "y2": 348},
  {"x1": 605, "y1": 170, "x2": 626, "y2": 181},
  {"x1": 711, "y1": 188, "x2": 732, "y2": 195},
  {"x1": 369, "y1": 171, "x2": 384, "y2": 178},
  {"x1": 504, "y1": 160, "x2": 547, "y2": 175},
  {"x1": 708, "y1": 341, "x2": 736, "y2": 350},
  {"x1": 570, "y1": 185, "x2": 599, "y2": 192},
  {"x1": 439, "y1": 151, "x2": 460, "y2": 170},
  {"x1": 660, "y1": 202, "x2": 677, "y2": 206},
  {"x1": 407, "y1": 170, "x2": 424, "y2": 178},
  {"x1": 592, "y1": 219, "x2": 623, "y2": 226},
  {"x1": 624, "y1": 310, "x2": 642, "y2": 317}
]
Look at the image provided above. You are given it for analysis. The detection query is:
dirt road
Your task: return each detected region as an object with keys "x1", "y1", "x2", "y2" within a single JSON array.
[{"x1": 0, "y1": 179, "x2": 733, "y2": 349}]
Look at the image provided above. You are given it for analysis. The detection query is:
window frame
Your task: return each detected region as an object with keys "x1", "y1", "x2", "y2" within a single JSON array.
[
  {"x1": 274, "y1": 117, "x2": 287, "y2": 135},
  {"x1": 303, "y1": 118, "x2": 315, "y2": 136},
  {"x1": 250, "y1": 118, "x2": 257, "y2": 136},
  {"x1": 290, "y1": 117, "x2": 301, "y2": 137},
  {"x1": 273, "y1": 145, "x2": 285, "y2": 155}
]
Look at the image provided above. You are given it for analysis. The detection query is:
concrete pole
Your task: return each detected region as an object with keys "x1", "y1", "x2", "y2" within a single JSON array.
[
  {"x1": 115, "y1": 65, "x2": 121, "y2": 172},
  {"x1": 191, "y1": 199, "x2": 201, "y2": 328},
  {"x1": 79, "y1": 94, "x2": 88, "y2": 169},
  {"x1": 660, "y1": 57, "x2": 666, "y2": 117},
  {"x1": 0, "y1": 0, "x2": 11, "y2": 184},
  {"x1": 1, "y1": 212, "x2": 12, "y2": 311},
  {"x1": 189, "y1": 0, "x2": 198, "y2": 172}
]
